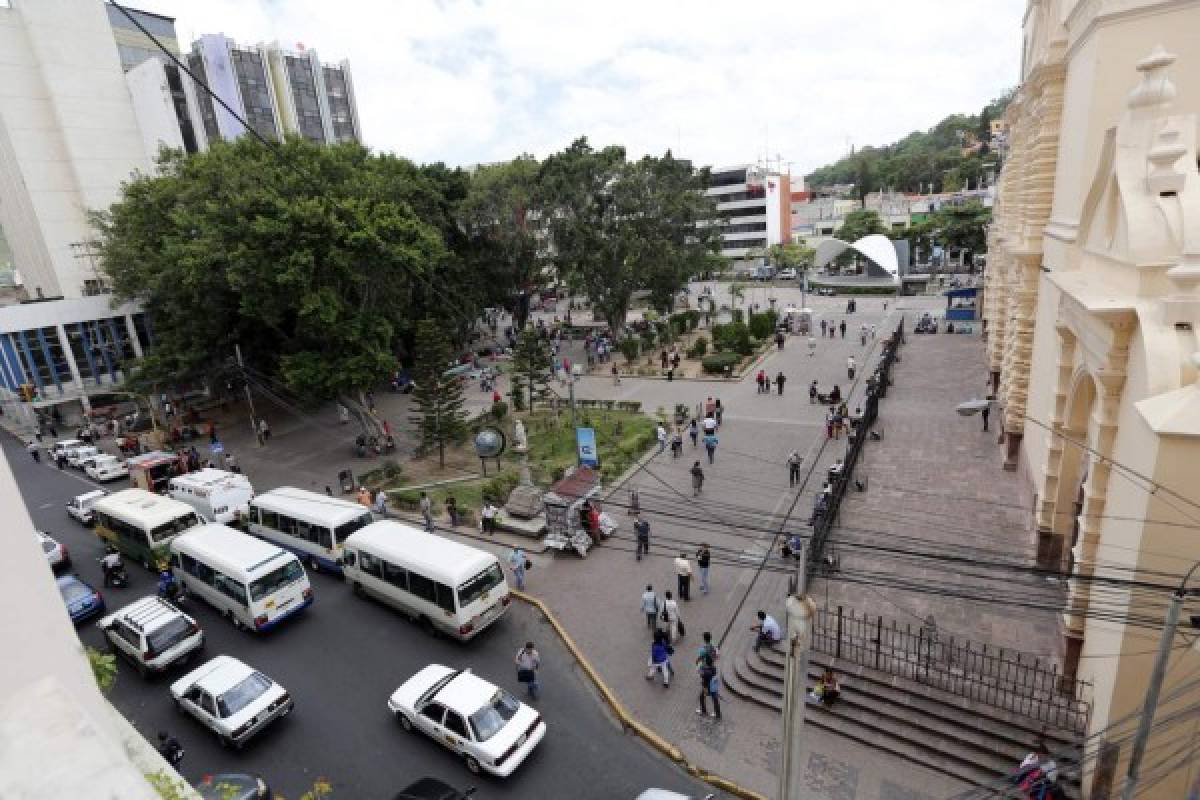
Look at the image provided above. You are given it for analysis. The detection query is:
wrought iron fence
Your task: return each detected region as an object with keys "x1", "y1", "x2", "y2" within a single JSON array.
[{"x1": 811, "y1": 604, "x2": 1093, "y2": 734}]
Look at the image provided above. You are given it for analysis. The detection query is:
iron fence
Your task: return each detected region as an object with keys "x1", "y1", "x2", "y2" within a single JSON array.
[{"x1": 811, "y1": 605, "x2": 1093, "y2": 734}]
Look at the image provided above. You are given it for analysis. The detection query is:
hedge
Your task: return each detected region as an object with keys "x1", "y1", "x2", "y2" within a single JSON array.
[{"x1": 701, "y1": 352, "x2": 742, "y2": 374}]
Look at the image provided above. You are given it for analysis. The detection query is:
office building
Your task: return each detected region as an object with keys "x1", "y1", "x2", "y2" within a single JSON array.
[
  {"x1": 983, "y1": 1, "x2": 1200, "y2": 797},
  {"x1": 705, "y1": 164, "x2": 791, "y2": 263}
]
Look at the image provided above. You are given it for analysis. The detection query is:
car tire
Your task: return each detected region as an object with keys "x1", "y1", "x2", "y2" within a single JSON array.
[
  {"x1": 398, "y1": 713, "x2": 413, "y2": 732},
  {"x1": 465, "y1": 755, "x2": 481, "y2": 775}
]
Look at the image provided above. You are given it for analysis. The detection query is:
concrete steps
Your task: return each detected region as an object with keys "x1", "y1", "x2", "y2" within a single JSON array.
[{"x1": 723, "y1": 645, "x2": 1082, "y2": 796}]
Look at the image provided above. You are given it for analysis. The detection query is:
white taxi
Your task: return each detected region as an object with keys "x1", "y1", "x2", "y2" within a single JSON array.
[
  {"x1": 170, "y1": 655, "x2": 293, "y2": 748},
  {"x1": 85, "y1": 454, "x2": 129, "y2": 482},
  {"x1": 387, "y1": 665, "x2": 545, "y2": 777}
]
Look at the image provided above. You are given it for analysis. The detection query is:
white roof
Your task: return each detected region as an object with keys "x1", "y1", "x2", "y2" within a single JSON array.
[
  {"x1": 435, "y1": 670, "x2": 500, "y2": 715},
  {"x1": 93, "y1": 489, "x2": 198, "y2": 527},
  {"x1": 345, "y1": 521, "x2": 498, "y2": 584},
  {"x1": 170, "y1": 468, "x2": 251, "y2": 491},
  {"x1": 186, "y1": 655, "x2": 255, "y2": 695},
  {"x1": 252, "y1": 486, "x2": 369, "y2": 525},
  {"x1": 171, "y1": 524, "x2": 294, "y2": 578}
]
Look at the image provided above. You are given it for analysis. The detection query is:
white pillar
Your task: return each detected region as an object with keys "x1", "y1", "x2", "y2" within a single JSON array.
[{"x1": 124, "y1": 315, "x2": 143, "y2": 358}]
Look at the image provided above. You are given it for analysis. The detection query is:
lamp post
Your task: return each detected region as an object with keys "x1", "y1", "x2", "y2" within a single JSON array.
[{"x1": 1120, "y1": 561, "x2": 1200, "y2": 800}]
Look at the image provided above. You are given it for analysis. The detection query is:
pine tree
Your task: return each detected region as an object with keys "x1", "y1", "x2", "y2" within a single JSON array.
[
  {"x1": 410, "y1": 318, "x2": 468, "y2": 468},
  {"x1": 511, "y1": 328, "x2": 553, "y2": 412}
]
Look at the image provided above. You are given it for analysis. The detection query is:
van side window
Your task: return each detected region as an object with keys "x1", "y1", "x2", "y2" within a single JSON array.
[
  {"x1": 315, "y1": 527, "x2": 332, "y2": 549},
  {"x1": 259, "y1": 509, "x2": 278, "y2": 529},
  {"x1": 295, "y1": 520, "x2": 313, "y2": 543},
  {"x1": 408, "y1": 572, "x2": 436, "y2": 604},
  {"x1": 359, "y1": 551, "x2": 383, "y2": 579},
  {"x1": 382, "y1": 561, "x2": 407, "y2": 590},
  {"x1": 435, "y1": 583, "x2": 456, "y2": 613},
  {"x1": 279, "y1": 514, "x2": 297, "y2": 537},
  {"x1": 214, "y1": 573, "x2": 247, "y2": 606}
]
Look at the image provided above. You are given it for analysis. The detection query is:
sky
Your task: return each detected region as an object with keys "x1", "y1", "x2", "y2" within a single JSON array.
[{"x1": 136, "y1": 0, "x2": 1026, "y2": 176}]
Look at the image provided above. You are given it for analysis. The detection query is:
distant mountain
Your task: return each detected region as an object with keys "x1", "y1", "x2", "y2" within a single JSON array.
[{"x1": 806, "y1": 90, "x2": 1014, "y2": 202}]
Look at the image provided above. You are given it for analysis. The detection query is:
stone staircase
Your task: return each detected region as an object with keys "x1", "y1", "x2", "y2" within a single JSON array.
[{"x1": 723, "y1": 643, "x2": 1083, "y2": 796}]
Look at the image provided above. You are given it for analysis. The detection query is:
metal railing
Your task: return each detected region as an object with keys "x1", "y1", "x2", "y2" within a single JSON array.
[{"x1": 811, "y1": 604, "x2": 1093, "y2": 734}]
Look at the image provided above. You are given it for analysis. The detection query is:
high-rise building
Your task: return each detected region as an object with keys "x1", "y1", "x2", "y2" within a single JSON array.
[{"x1": 705, "y1": 165, "x2": 792, "y2": 264}]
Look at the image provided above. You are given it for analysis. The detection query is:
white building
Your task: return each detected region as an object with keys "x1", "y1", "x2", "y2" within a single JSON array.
[{"x1": 705, "y1": 164, "x2": 791, "y2": 263}]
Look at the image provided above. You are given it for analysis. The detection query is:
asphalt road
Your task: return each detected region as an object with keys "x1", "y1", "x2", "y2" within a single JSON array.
[{"x1": 6, "y1": 434, "x2": 713, "y2": 800}]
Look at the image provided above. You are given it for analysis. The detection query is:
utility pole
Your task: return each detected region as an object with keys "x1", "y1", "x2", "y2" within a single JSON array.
[
  {"x1": 234, "y1": 344, "x2": 260, "y2": 446},
  {"x1": 779, "y1": 544, "x2": 815, "y2": 800},
  {"x1": 1120, "y1": 562, "x2": 1200, "y2": 800}
]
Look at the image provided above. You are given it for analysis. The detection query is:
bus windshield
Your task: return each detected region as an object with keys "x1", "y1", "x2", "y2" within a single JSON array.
[
  {"x1": 249, "y1": 560, "x2": 304, "y2": 602},
  {"x1": 333, "y1": 512, "x2": 374, "y2": 545},
  {"x1": 457, "y1": 563, "x2": 504, "y2": 609},
  {"x1": 150, "y1": 512, "x2": 202, "y2": 542}
]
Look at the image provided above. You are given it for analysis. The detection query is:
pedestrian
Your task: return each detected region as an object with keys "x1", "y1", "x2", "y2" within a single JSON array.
[
  {"x1": 775, "y1": 371, "x2": 787, "y2": 396},
  {"x1": 714, "y1": 398, "x2": 723, "y2": 427},
  {"x1": 982, "y1": 396, "x2": 993, "y2": 431},
  {"x1": 325, "y1": 485, "x2": 333, "y2": 497},
  {"x1": 662, "y1": 590, "x2": 683, "y2": 642},
  {"x1": 257, "y1": 417, "x2": 270, "y2": 443},
  {"x1": 508, "y1": 546, "x2": 528, "y2": 590},
  {"x1": 847, "y1": 355, "x2": 856, "y2": 380},
  {"x1": 860, "y1": 326, "x2": 868, "y2": 347},
  {"x1": 55, "y1": 451, "x2": 66, "y2": 470},
  {"x1": 357, "y1": 486, "x2": 372, "y2": 507},
  {"x1": 696, "y1": 543, "x2": 711, "y2": 594},
  {"x1": 704, "y1": 396, "x2": 715, "y2": 418},
  {"x1": 696, "y1": 633, "x2": 721, "y2": 718},
  {"x1": 646, "y1": 635, "x2": 672, "y2": 687},
  {"x1": 839, "y1": 320, "x2": 846, "y2": 338},
  {"x1": 807, "y1": 336, "x2": 817, "y2": 357},
  {"x1": 612, "y1": 363, "x2": 621, "y2": 385},
  {"x1": 809, "y1": 380, "x2": 819, "y2": 404},
  {"x1": 641, "y1": 584, "x2": 659, "y2": 628},
  {"x1": 634, "y1": 513, "x2": 650, "y2": 560},
  {"x1": 661, "y1": 349, "x2": 669, "y2": 369},
  {"x1": 419, "y1": 491, "x2": 434, "y2": 532},
  {"x1": 670, "y1": 428, "x2": 683, "y2": 459},
  {"x1": 752, "y1": 610, "x2": 782, "y2": 652},
  {"x1": 702, "y1": 430, "x2": 718, "y2": 464},
  {"x1": 775, "y1": 330, "x2": 785, "y2": 350},
  {"x1": 27, "y1": 441, "x2": 40, "y2": 463},
  {"x1": 374, "y1": 488, "x2": 388, "y2": 517},
  {"x1": 337, "y1": 403, "x2": 350, "y2": 424},
  {"x1": 445, "y1": 495, "x2": 459, "y2": 527},
  {"x1": 674, "y1": 552, "x2": 693, "y2": 601},
  {"x1": 656, "y1": 423, "x2": 667, "y2": 454},
  {"x1": 515, "y1": 642, "x2": 541, "y2": 699},
  {"x1": 226, "y1": 452, "x2": 239, "y2": 473},
  {"x1": 808, "y1": 666, "x2": 842, "y2": 707},
  {"x1": 820, "y1": 318, "x2": 827, "y2": 337},
  {"x1": 788, "y1": 450, "x2": 802, "y2": 486},
  {"x1": 756, "y1": 370, "x2": 766, "y2": 394},
  {"x1": 688, "y1": 418, "x2": 699, "y2": 447},
  {"x1": 699, "y1": 664, "x2": 722, "y2": 719},
  {"x1": 481, "y1": 501, "x2": 498, "y2": 533},
  {"x1": 690, "y1": 461, "x2": 704, "y2": 496}
]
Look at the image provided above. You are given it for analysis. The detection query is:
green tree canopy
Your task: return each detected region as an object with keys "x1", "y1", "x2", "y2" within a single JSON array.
[
  {"x1": 93, "y1": 136, "x2": 451, "y2": 412},
  {"x1": 835, "y1": 210, "x2": 887, "y2": 243},
  {"x1": 510, "y1": 327, "x2": 553, "y2": 412},
  {"x1": 410, "y1": 318, "x2": 468, "y2": 467}
]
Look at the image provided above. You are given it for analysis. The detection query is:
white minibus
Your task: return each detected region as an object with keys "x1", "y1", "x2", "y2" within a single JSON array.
[
  {"x1": 93, "y1": 489, "x2": 204, "y2": 570},
  {"x1": 170, "y1": 523, "x2": 313, "y2": 632},
  {"x1": 341, "y1": 520, "x2": 510, "y2": 640},
  {"x1": 247, "y1": 487, "x2": 374, "y2": 575},
  {"x1": 168, "y1": 468, "x2": 254, "y2": 525}
]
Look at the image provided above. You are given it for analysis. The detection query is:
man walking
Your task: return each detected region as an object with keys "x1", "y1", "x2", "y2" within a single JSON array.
[
  {"x1": 696, "y1": 543, "x2": 711, "y2": 594},
  {"x1": 641, "y1": 585, "x2": 659, "y2": 629},
  {"x1": 690, "y1": 461, "x2": 704, "y2": 496},
  {"x1": 775, "y1": 371, "x2": 787, "y2": 396},
  {"x1": 688, "y1": 419, "x2": 699, "y2": 448},
  {"x1": 515, "y1": 642, "x2": 541, "y2": 700},
  {"x1": 982, "y1": 395, "x2": 994, "y2": 431},
  {"x1": 419, "y1": 491, "x2": 434, "y2": 532},
  {"x1": 788, "y1": 450, "x2": 803, "y2": 486},
  {"x1": 702, "y1": 430, "x2": 718, "y2": 464},
  {"x1": 374, "y1": 488, "x2": 388, "y2": 518},
  {"x1": 674, "y1": 552, "x2": 693, "y2": 601},
  {"x1": 847, "y1": 355, "x2": 856, "y2": 380},
  {"x1": 257, "y1": 417, "x2": 270, "y2": 444},
  {"x1": 634, "y1": 513, "x2": 650, "y2": 561},
  {"x1": 839, "y1": 320, "x2": 847, "y2": 339},
  {"x1": 820, "y1": 319, "x2": 827, "y2": 337},
  {"x1": 656, "y1": 423, "x2": 667, "y2": 454},
  {"x1": 508, "y1": 546, "x2": 528, "y2": 591}
]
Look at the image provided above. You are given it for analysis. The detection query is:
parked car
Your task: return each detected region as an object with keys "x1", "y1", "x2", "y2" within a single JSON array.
[
  {"x1": 86, "y1": 455, "x2": 129, "y2": 482},
  {"x1": 65, "y1": 444, "x2": 101, "y2": 468},
  {"x1": 388, "y1": 665, "x2": 546, "y2": 777},
  {"x1": 170, "y1": 655, "x2": 293, "y2": 748},
  {"x1": 817, "y1": 287, "x2": 836, "y2": 296},
  {"x1": 778, "y1": 268, "x2": 798, "y2": 280},
  {"x1": 66, "y1": 489, "x2": 108, "y2": 525},
  {"x1": 394, "y1": 778, "x2": 475, "y2": 800},
  {"x1": 48, "y1": 438, "x2": 84, "y2": 458},
  {"x1": 37, "y1": 530, "x2": 70, "y2": 571},
  {"x1": 97, "y1": 596, "x2": 205, "y2": 677},
  {"x1": 196, "y1": 773, "x2": 271, "y2": 800},
  {"x1": 57, "y1": 574, "x2": 105, "y2": 624}
]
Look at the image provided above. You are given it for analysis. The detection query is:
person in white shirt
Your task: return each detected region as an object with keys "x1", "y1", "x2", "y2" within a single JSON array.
[
  {"x1": 662, "y1": 591, "x2": 683, "y2": 643},
  {"x1": 656, "y1": 424, "x2": 667, "y2": 454},
  {"x1": 640, "y1": 585, "x2": 659, "y2": 629},
  {"x1": 674, "y1": 553, "x2": 693, "y2": 601},
  {"x1": 752, "y1": 610, "x2": 782, "y2": 652},
  {"x1": 847, "y1": 355, "x2": 856, "y2": 380},
  {"x1": 481, "y1": 501, "x2": 498, "y2": 533}
]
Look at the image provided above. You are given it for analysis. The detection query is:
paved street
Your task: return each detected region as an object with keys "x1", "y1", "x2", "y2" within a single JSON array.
[{"x1": 4, "y1": 434, "x2": 711, "y2": 800}]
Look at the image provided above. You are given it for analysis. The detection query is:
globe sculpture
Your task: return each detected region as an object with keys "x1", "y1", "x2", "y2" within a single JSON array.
[{"x1": 474, "y1": 427, "x2": 506, "y2": 459}]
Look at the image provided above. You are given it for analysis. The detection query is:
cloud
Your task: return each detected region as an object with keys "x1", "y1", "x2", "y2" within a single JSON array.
[{"x1": 137, "y1": 0, "x2": 1024, "y2": 173}]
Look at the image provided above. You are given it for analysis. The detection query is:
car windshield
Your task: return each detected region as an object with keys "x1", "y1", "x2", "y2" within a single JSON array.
[
  {"x1": 333, "y1": 512, "x2": 374, "y2": 544},
  {"x1": 249, "y1": 559, "x2": 304, "y2": 602},
  {"x1": 217, "y1": 672, "x2": 273, "y2": 717},
  {"x1": 150, "y1": 512, "x2": 202, "y2": 542},
  {"x1": 41, "y1": 539, "x2": 57, "y2": 554},
  {"x1": 59, "y1": 581, "x2": 93, "y2": 602},
  {"x1": 468, "y1": 689, "x2": 520, "y2": 742},
  {"x1": 457, "y1": 564, "x2": 504, "y2": 610},
  {"x1": 147, "y1": 616, "x2": 194, "y2": 653}
]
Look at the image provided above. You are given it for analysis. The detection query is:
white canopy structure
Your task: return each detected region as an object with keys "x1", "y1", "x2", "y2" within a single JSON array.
[{"x1": 814, "y1": 234, "x2": 900, "y2": 282}]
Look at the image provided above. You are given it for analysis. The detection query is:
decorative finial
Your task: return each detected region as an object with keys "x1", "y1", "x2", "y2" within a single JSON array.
[{"x1": 1128, "y1": 46, "x2": 1177, "y2": 110}]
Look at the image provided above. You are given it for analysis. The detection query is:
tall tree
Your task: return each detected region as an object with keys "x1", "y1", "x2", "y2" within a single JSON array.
[
  {"x1": 509, "y1": 327, "x2": 553, "y2": 412},
  {"x1": 410, "y1": 318, "x2": 468, "y2": 468},
  {"x1": 835, "y1": 210, "x2": 887, "y2": 243},
  {"x1": 92, "y1": 136, "x2": 449, "y2": 430},
  {"x1": 931, "y1": 203, "x2": 991, "y2": 264}
]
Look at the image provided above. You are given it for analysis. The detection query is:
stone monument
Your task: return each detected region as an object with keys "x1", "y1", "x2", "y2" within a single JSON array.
[{"x1": 503, "y1": 418, "x2": 546, "y2": 533}]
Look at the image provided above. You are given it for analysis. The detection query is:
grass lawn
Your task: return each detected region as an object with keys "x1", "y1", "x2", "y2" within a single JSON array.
[{"x1": 379, "y1": 409, "x2": 657, "y2": 516}]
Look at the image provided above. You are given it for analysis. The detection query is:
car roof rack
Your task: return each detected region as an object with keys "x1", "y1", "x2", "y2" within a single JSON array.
[{"x1": 122, "y1": 597, "x2": 180, "y2": 633}]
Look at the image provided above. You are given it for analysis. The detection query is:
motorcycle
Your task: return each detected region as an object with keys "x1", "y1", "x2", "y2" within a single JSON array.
[
  {"x1": 157, "y1": 733, "x2": 184, "y2": 767},
  {"x1": 99, "y1": 557, "x2": 129, "y2": 589}
]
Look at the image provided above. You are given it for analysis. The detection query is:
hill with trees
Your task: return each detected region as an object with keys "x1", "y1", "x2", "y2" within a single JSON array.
[{"x1": 806, "y1": 90, "x2": 1014, "y2": 203}]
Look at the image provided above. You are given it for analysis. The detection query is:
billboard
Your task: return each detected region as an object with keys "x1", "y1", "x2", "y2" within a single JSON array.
[{"x1": 575, "y1": 427, "x2": 598, "y2": 467}]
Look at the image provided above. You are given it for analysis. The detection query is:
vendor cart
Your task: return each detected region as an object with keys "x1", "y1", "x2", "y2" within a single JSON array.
[{"x1": 542, "y1": 466, "x2": 616, "y2": 557}]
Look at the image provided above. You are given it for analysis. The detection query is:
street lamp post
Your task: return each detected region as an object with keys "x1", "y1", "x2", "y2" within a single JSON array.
[{"x1": 1120, "y1": 561, "x2": 1200, "y2": 800}]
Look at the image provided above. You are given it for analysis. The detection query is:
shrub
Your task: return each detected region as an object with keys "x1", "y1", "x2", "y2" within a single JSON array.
[
  {"x1": 482, "y1": 471, "x2": 520, "y2": 503},
  {"x1": 687, "y1": 335, "x2": 708, "y2": 358},
  {"x1": 618, "y1": 337, "x2": 640, "y2": 364},
  {"x1": 491, "y1": 400, "x2": 508, "y2": 420},
  {"x1": 749, "y1": 310, "x2": 779, "y2": 340},
  {"x1": 702, "y1": 352, "x2": 741, "y2": 374},
  {"x1": 390, "y1": 489, "x2": 422, "y2": 510},
  {"x1": 713, "y1": 322, "x2": 752, "y2": 355}
]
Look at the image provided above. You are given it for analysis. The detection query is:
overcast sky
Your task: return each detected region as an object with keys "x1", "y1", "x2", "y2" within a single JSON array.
[{"x1": 135, "y1": 0, "x2": 1025, "y2": 175}]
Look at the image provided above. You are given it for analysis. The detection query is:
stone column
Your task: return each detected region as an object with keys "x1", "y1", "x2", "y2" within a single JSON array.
[{"x1": 1035, "y1": 324, "x2": 1077, "y2": 569}]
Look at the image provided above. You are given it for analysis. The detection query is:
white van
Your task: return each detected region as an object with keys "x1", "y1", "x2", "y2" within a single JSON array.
[
  {"x1": 341, "y1": 521, "x2": 510, "y2": 640},
  {"x1": 247, "y1": 487, "x2": 374, "y2": 574},
  {"x1": 170, "y1": 524, "x2": 312, "y2": 632},
  {"x1": 168, "y1": 468, "x2": 254, "y2": 525},
  {"x1": 65, "y1": 444, "x2": 101, "y2": 468}
]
